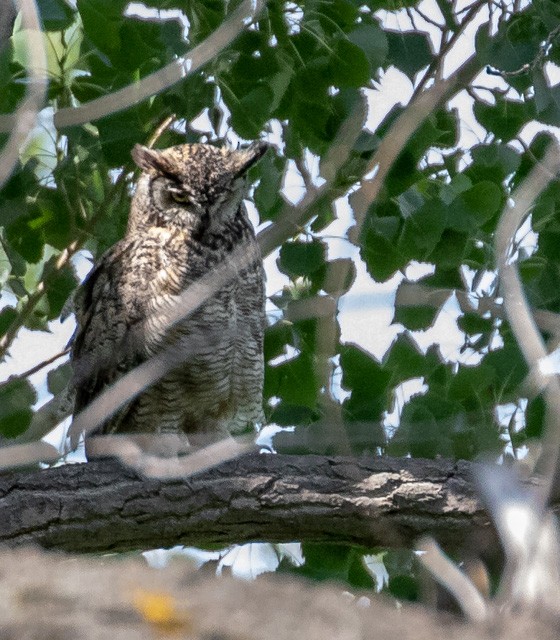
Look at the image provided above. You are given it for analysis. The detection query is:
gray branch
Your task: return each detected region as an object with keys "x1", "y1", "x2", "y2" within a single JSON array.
[
  {"x1": 0, "y1": 548, "x2": 558, "y2": 640},
  {"x1": 0, "y1": 454, "x2": 497, "y2": 553},
  {"x1": 3, "y1": 545, "x2": 559, "y2": 640}
]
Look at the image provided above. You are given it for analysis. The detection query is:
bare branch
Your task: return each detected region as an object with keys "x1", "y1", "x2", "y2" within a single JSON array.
[
  {"x1": 0, "y1": 440, "x2": 59, "y2": 469},
  {"x1": 0, "y1": 454, "x2": 490, "y2": 553},
  {"x1": 258, "y1": 97, "x2": 368, "y2": 256},
  {"x1": 3, "y1": 545, "x2": 558, "y2": 640},
  {"x1": 418, "y1": 537, "x2": 488, "y2": 622},
  {"x1": 412, "y1": 0, "x2": 487, "y2": 99},
  {"x1": 4, "y1": 347, "x2": 70, "y2": 382},
  {"x1": 494, "y1": 142, "x2": 560, "y2": 507}
]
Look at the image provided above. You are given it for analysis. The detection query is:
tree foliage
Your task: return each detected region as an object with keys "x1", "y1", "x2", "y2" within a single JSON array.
[{"x1": 1, "y1": 0, "x2": 560, "y2": 598}]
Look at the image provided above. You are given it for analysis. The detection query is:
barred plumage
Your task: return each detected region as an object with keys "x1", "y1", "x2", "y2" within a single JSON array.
[{"x1": 71, "y1": 141, "x2": 268, "y2": 451}]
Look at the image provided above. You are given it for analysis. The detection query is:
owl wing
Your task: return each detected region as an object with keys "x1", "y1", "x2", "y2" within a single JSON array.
[
  {"x1": 71, "y1": 240, "x2": 146, "y2": 423},
  {"x1": 230, "y1": 253, "x2": 266, "y2": 431}
]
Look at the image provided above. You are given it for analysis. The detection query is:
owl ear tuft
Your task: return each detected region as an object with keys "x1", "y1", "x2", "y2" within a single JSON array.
[
  {"x1": 231, "y1": 141, "x2": 269, "y2": 178},
  {"x1": 132, "y1": 144, "x2": 173, "y2": 174}
]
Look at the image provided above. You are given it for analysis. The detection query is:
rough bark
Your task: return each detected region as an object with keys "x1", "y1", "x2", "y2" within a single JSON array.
[
  {"x1": 0, "y1": 546, "x2": 558, "y2": 640},
  {"x1": 0, "y1": 453, "x2": 496, "y2": 553}
]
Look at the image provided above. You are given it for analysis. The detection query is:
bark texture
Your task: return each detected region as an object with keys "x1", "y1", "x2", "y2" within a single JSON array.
[{"x1": 0, "y1": 453, "x2": 495, "y2": 553}]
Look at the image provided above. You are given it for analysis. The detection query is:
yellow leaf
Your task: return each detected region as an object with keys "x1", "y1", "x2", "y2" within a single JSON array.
[{"x1": 133, "y1": 589, "x2": 192, "y2": 634}]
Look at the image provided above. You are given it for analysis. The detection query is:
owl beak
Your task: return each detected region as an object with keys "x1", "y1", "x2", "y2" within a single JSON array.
[{"x1": 234, "y1": 141, "x2": 269, "y2": 177}]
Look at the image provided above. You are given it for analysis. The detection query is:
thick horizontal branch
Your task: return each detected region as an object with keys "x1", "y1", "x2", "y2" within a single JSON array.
[{"x1": 0, "y1": 454, "x2": 498, "y2": 553}]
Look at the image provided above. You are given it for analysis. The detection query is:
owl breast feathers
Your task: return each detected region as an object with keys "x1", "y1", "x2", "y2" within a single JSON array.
[{"x1": 71, "y1": 141, "x2": 268, "y2": 449}]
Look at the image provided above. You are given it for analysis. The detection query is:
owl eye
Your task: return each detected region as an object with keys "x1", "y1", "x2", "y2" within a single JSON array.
[{"x1": 170, "y1": 191, "x2": 191, "y2": 204}]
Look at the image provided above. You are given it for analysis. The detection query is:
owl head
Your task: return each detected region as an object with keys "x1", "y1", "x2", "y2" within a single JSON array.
[{"x1": 129, "y1": 141, "x2": 268, "y2": 237}]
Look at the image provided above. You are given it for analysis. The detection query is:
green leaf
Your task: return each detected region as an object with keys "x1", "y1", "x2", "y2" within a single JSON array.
[
  {"x1": 253, "y1": 151, "x2": 286, "y2": 225},
  {"x1": 321, "y1": 259, "x2": 356, "y2": 296},
  {"x1": 391, "y1": 392, "x2": 466, "y2": 459},
  {"x1": 457, "y1": 313, "x2": 494, "y2": 335},
  {"x1": 264, "y1": 321, "x2": 293, "y2": 363},
  {"x1": 360, "y1": 220, "x2": 404, "y2": 282},
  {"x1": 386, "y1": 30, "x2": 433, "y2": 78},
  {"x1": 96, "y1": 106, "x2": 149, "y2": 166},
  {"x1": 267, "y1": 353, "x2": 319, "y2": 409},
  {"x1": 473, "y1": 94, "x2": 532, "y2": 141},
  {"x1": 428, "y1": 230, "x2": 469, "y2": 269},
  {"x1": 389, "y1": 575, "x2": 419, "y2": 601},
  {"x1": 483, "y1": 338, "x2": 527, "y2": 393},
  {"x1": 447, "y1": 181, "x2": 503, "y2": 231},
  {"x1": 340, "y1": 344, "x2": 391, "y2": 423},
  {"x1": 330, "y1": 38, "x2": 370, "y2": 88},
  {"x1": 525, "y1": 395, "x2": 545, "y2": 438},
  {"x1": 229, "y1": 85, "x2": 273, "y2": 140},
  {"x1": 383, "y1": 333, "x2": 438, "y2": 381},
  {"x1": 448, "y1": 364, "x2": 495, "y2": 401},
  {"x1": 77, "y1": 0, "x2": 126, "y2": 56},
  {"x1": 0, "y1": 307, "x2": 17, "y2": 336},
  {"x1": 532, "y1": 69, "x2": 560, "y2": 126},
  {"x1": 348, "y1": 21, "x2": 388, "y2": 71},
  {"x1": 293, "y1": 543, "x2": 374, "y2": 588},
  {"x1": 315, "y1": 0, "x2": 358, "y2": 32},
  {"x1": 278, "y1": 241, "x2": 327, "y2": 279},
  {"x1": 269, "y1": 403, "x2": 318, "y2": 427},
  {"x1": 47, "y1": 362, "x2": 72, "y2": 395},
  {"x1": 467, "y1": 144, "x2": 521, "y2": 184},
  {"x1": 44, "y1": 263, "x2": 78, "y2": 319},
  {"x1": 480, "y1": 9, "x2": 544, "y2": 74},
  {"x1": 0, "y1": 378, "x2": 37, "y2": 438},
  {"x1": 393, "y1": 304, "x2": 438, "y2": 331},
  {"x1": 398, "y1": 198, "x2": 447, "y2": 259},
  {"x1": 6, "y1": 216, "x2": 44, "y2": 264},
  {"x1": 39, "y1": 0, "x2": 76, "y2": 33}
]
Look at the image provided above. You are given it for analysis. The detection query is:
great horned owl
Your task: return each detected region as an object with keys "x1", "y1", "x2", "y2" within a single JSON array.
[{"x1": 71, "y1": 141, "x2": 268, "y2": 452}]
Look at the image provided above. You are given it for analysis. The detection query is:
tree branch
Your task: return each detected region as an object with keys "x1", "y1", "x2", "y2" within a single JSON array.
[
  {"x1": 0, "y1": 454, "x2": 497, "y2": 553},
  {"x1": 2, "y1": 545, "x2": 558, "y2": 640}
]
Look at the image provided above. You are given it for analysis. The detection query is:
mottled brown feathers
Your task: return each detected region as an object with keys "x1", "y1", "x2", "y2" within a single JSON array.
[{"x1": 71, "y1": 141, "x2": 268, "y2": 447}]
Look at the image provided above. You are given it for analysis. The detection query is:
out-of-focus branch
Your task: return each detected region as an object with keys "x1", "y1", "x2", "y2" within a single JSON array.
[
  {"x1": 0, "y1": 0, "x2": 47, "y2": 186},
  {"x1": 494, "y1": 142, "x2": 560, "y2": 507},
  {"x1": 53, "y1": 0, "x2": 265, "y2": 128},
  {"x1": 418, "y1": 537, "x2": 488, "y2": 622},
  {"x1": 3, "y1": 545, "x2": 556, "y2": 640}
]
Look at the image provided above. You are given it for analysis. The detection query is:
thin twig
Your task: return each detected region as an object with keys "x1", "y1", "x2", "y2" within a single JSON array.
[
  {"x1": 147, "y1": 113, "x2": 177, "y2": 149},
  {"x1": 411, "y1": 0, "x2": 487, "y2": 100},
  {"x1": 0, "y1": 238, "x2": 81, "y2": 358},
  {"x1": 3, "y1": 347, "x2": 70, "y2": 383}
]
